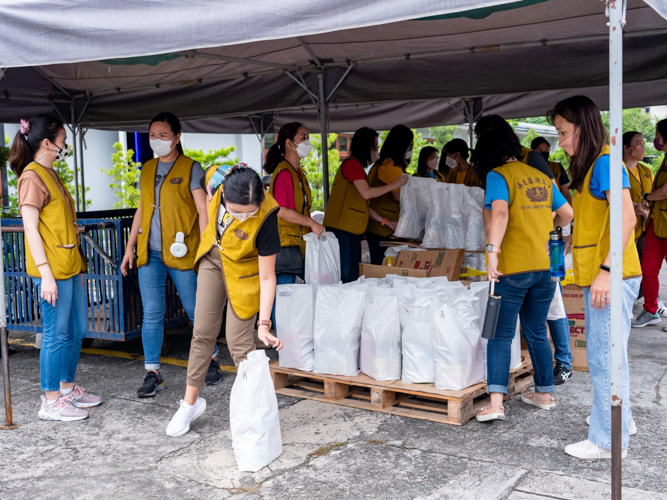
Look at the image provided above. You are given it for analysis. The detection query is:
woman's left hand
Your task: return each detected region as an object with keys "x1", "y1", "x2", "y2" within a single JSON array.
[
  {"x1": 258, "y1": 325, "x2": 283, "y2": 351},
  {"x1": 590, "y1": 269, "x2": 610, "y2": 310}
]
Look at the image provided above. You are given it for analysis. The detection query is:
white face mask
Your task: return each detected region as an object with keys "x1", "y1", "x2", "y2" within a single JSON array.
[
  {"x1": 292, "y1": 139, "x2": 313, "y2": 158},
  {"x1": 445, "y1": 155, "x2": 458, "y2": 169},
  {"x1": 404, "y1": 146, "x2": 413, "y2": 161},
  {"x1": 427, "y1": 158, "x2": 439, "y2": 170},
  {"x1": 370, "y1": 149, "x2": 380, "y2": 164},
  {"x1": 150, "y1": 138, "x2": 175, "y2": 157}
]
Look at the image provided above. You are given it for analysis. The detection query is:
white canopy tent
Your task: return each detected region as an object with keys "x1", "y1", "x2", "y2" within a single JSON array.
[{"x1": 1, "y1": 5, "x2": 666, "y2": 492}]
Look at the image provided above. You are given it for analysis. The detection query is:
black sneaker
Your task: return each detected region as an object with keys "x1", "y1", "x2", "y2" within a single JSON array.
[
  {"x1": 553, "y1": 364, "x2": 573, "y2": 386},
  {"x1": 137, "y1": 371, "x2": 165, "y2": 398},
  {"x1": 205, "y1": 359, "x2": 222, "y2": 386}
]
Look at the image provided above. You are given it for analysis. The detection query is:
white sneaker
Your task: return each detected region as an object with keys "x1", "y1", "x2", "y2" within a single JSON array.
[
  {"x1": 166, "y1": 398, "x2": 206, "y2": 437},
  {"x1": 38, "y1": 395, "x2": 88, "y2": 422},
  {"x1": 565, "y1": 439, "x2": 627, "y2": 459},
  {"x1": 586, "y1": 415, "x2": 636, "y2": 435},
  {"x1": 657, "y1": 301, "x2": 667, "y2": 317}
]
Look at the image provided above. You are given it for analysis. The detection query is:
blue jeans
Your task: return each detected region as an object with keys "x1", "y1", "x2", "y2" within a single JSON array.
[
  {"x1": 34, "y1": 275, "x2": 88, "y2": 392},
  {"x1": 548, "y1": 283, "x2": 572, "y2": 371},
  {"x1": 487, "y1": 271, "x2": 556, "y2": 395},
  {"x1": 272, "y1": 272, "x2": 298, "y2": 337},
  {"x1": 138, "y1": 250, "x2": 217, "y2": 370},
  {"x1": 584, "y1": 277, "x2": 639, "y2": 450},
  {"x1": 329, "y1": 228, "x2": 361, "y2": 283}
]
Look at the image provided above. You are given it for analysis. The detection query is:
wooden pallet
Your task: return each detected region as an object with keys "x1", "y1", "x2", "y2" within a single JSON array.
[{"x1": 271, "y1": 354, "x2": 533, "y2": 426}]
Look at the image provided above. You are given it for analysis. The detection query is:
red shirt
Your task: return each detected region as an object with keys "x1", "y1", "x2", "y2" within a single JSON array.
[
  {"x1": 273, "y1": 170, "x2": 297, "y2": 209},
  {"x1": 341, "y1": 158, "x2": 366, "y2": 182}
]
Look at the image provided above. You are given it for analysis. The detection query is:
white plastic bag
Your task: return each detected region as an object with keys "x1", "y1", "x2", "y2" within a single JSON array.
[
  {"x1": 432, "y1": 292, "x2": 484, "y2": 390},
  {"x1": 304, "y1": 231, "x2": 341, "y2": 285},
  {"x1": 399, "y1": 294, "x2": 435, "y2": 384},
  {"x1": 314, "y1": 286, "x2": 366, "y2": 376},
  {"x1": 360, "y1": 288, "x2": 401, "y2": 381},
  {"x1": 511, "y1": 319, "x2": 522, "y2": 369},
  {"x1": 275, "y1": 284, "x2": 317, "y2": 371},
  {"x1": 422, "y1": 182, "x2": 449, "y2": 248},
  {"x1": 395, "y1": 177, "x2": 433, "y2": 239},
  {"x1": 384, "y1": 244, "x2": 426, "y2": 261},
  {"x1": 446, "y1": 183, "x2": 467, "y2": 249},
  {"x1": 230, "y1": 350, "x2": 282, "y2": 472},
  {"x1": 465, "y1": 187, "x2": 486, "y2": 251},
  {"x1": 547, "y1": 285, "x2": 567, "y2": 320}
]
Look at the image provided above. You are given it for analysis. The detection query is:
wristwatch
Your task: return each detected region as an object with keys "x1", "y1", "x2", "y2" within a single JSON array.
[
  {"x1": 257, "y1": 320, "x2": 272, "y2": 329},
  {"x1": 643, "y1": 192, "x2": 651, "y2": 202},
  {"x1": 599, "y1": 264, "x2": 611, "y2": 273},
  {"x1": 486, "y1": 244, "x2": 501, "y2": 254}
]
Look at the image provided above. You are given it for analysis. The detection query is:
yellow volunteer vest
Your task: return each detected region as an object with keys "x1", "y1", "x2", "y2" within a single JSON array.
[
  {"x1": 268, "y1": 160, "x2": 312, "y2": 255},
  {"x1": 322, "y1": 158, "x2": 370, "y2": 235},
  {"x1": 490, "y1": 161, "x2": 553, "y2": 276},
  {"x1": 627, "y1": 162, "x2": 653, "y2": 238},
  {"x1": 651, "y1": 155, "x2": 667, "y2": 238},
  {"x1": 367, "y1": 159, "x2": 401, "y2": 237},
  {"x1": 196, "y1": 188, "x2": 279, "y2": 320},
  {"x1": 445, "y1": 166, "x2": 481, "y2": 187},
  {"x1": 414, "y1": 170, "x2": 446, "y2": 182},
  {"x1": 23, "y1": 163, "x2": 87, "y2": 280},
  {"x1": 548, "y1": 161, "x2": 565, "y2": 184},
  {"x1": 137, "y1": 155, "x2": 200, "y2": 270},
  {"x1": 572, "y1": 146, "x2": 642, "y2": 287}
]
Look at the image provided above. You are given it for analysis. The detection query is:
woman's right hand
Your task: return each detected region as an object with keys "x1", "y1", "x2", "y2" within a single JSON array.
[
  {"x1": 392, "y1": 174, "x2": 410, "y2": 189},
  {"x1": 40, "y1": 273, "x2": 58, "y2": 306},
  {"x1": 385, "y1": 220, "x2": 398, "y2": 232},
  {"x1": 486, "y1": 253, "x2": 503, "y2": 282},
  {"x1": 310, "y1": 220, "x2": 325, "y2": 238},
  {"x1": 120, "y1": 250, "x2": 136, "y2": 277}
]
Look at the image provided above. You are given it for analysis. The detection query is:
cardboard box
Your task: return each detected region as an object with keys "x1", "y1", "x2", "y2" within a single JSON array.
[
  {"x1": 561, "y1": 284, "x2": 588, "y2": 372},
  {"x1": 359, "y1": 263, "x2": 429, "y2": 280},
  {"x1": 394, "y1": 249, "x2": 465, "y2": 281}
]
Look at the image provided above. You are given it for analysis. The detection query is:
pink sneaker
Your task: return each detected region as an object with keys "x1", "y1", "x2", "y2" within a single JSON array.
[
  {"x1": 69, "y1": 385, "x2": 102, "y2": 408},
  {"x1": 38, "y1": 395, "x2": 88, "y2": 421}
]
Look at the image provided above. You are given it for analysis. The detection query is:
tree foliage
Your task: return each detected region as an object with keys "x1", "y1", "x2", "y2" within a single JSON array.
[
  {"x1": 183, "y1": 146, "x2": 239, "y2": 170},
  {"x1": 302, "y1": 133, "x2": 340, "y2": 212},
  {"x1": 378, "y1": 128, "x2": 430, "y2": 175},
  {"x1": 428, "y1": 125, "x2": 458, "y2": 153},
  {"x1": 101, "y1": 143, "x2": 142, "y2": 209}
]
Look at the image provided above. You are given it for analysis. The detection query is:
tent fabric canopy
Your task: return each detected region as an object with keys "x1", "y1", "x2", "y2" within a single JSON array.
[{"x1": 0, "y1": 0, "x2": 666, "y2": 133}]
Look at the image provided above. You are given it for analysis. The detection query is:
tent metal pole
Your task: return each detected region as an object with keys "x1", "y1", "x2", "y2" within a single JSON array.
[
  {"x1": 464, "y1": 99, "x2": 475, "y2": 147},
  {"x1": 70, "y1": 100, "x2": 80, "y2": 212},
  {"x1": 318, "y1": 72, "x2": 330, "y2": 208},
  {"x1": 79, "y1": 129, "x2": 87, "y2": 212},
  {"x1": 0, "y1": 227, "x2": 18, "y2": 431},
  {"x1": 608, "y1": 1, "x2": 625, "y2": 498}
]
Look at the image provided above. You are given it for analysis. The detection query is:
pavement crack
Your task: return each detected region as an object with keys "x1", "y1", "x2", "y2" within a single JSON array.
[{"x1": 654, "y1": 366, "x2": 667, "y2": 405}]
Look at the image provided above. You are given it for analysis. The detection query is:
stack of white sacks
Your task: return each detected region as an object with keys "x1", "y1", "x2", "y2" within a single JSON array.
[
  {"x1": 275, "y1": 276, "x2": 523, "y2": 391},
  {"x1": 395, "y1": 179, "x2": 487, "y2": 274}
]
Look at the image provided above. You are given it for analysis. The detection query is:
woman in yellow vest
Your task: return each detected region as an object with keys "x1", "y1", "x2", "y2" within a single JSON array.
[
  {"x1": 365, "y1": 125, "x2": 414, "y2": 264},
  {"x1": 119, "y1": 112, "x2": 216, "y2": 398},
  {"x1": 634, "y1": 120, "x2": 667, "y2": 328},
  {"x1": 473, "y1": 128, "x2": 573, "y2": 424},
  {"x1": 621, "y1": 131, "x2": 653, "y2": 301},
  {"x1": 324, "y1": 127, "x2": 409, "y2": 282},
  {"x1": 414, "y1": 146, "x2": 446, "y2": 181},
  {"x1": 548, "y1": 96, "x2": 641, "y2": 460},
  {"x1": 443, "y1": 139, "x2": 481, "y2": 187},
  {"x1": 166, "y1": 165, "x2": 283, "y2": 436},
  {"x1": 12, "y1": 114, "x2": 100, "y2": 421}
]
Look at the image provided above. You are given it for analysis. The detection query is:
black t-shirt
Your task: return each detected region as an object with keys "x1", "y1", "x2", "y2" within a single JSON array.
[
  {"x1": 526, "y1": 151, "x2": 555, "y2": 180},
  {"x1": 558, "y1": 167, "x2": 571, "y2": 186}
]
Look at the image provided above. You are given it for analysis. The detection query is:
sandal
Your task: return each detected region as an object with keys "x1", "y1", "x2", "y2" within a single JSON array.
[
  {"x1": 521, "y1": 391, "x2": 556, "y2": 410},
  {"x1": 476, "y1": 404, "x2": 505, "y2": 422}
]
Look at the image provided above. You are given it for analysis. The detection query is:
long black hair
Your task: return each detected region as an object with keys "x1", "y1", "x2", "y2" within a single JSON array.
[
  {"x1": 622, "y1": 131, "x2": 642, "y2": 150},
  {"x1": 473, "y1": 128, "x2": 523, "y2": 187},
  {"x1": 349, "y1": 127, "x2": 378, "y2": 166},
  {"x1": 416, "y1": 146, "x2": 438, "y2": 177},
  {"x1": 530, "y1": 136, "x2": 550, "y2": 150},
  {"x1": 379, "y1": 125, "x2": 414, "y2": 171},
  {"x1": 150, "y1": 112, "x2": 184, "y2": 155},
  {"x1": 263, "y1": 122, "x2": 304, "y2": 174},
  {"x1": 656, "y1": 119, "x2": 667, "y2": 145},
  {"x1": 223, "y1": 166, "x2": 266, "y2": 207},
  {"x1": 9, "y1": 114, "x2": 64, "y2": 177},
  {"x1": 547, "y1": 96, "x2": 607, "y2": 192},
  {"x1": 474, "y1": 115, "x2": 514, "y2": 139}
]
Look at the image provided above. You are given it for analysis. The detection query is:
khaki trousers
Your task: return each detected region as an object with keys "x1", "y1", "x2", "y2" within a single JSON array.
[{"x1": 186, "y1": 248, "x2": 256, "y2": 387}]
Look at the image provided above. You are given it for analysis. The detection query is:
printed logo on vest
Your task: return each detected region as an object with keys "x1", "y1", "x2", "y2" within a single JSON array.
[
  {"x1": 170, "y1": 177, "x2": 184, "y2": 185},
  {"x1": 234, "y1": 229, "x2": 249, "y2": 241},
  {"x1": 526, "y1": 186, "x2": 549, "y2": 203}
]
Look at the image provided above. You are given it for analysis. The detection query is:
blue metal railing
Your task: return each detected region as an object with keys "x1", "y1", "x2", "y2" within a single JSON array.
[{"x1": 2, "y1": 211, "x2": 188, "y2": 341}]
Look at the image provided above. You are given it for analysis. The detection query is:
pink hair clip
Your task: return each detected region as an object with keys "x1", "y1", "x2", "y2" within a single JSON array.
[{"x1": 19, "y1": 118, "x2": 30, "y2": 136}]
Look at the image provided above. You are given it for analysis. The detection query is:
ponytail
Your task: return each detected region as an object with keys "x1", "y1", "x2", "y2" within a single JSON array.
[
  {"x1": 9, "y1": 114, "x2": 64, "y2": 177},
  {"x1": 149, "y1": 112, "x2": 184, "y2": 155},
  {"x1": 263, "y1": 122, "x2": 304, "y2": 174}
]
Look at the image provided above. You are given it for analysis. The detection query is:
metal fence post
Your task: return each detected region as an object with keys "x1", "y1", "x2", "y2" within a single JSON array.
[{"x1": 1, "y1": 228, "x2": 18, "y2": 430}]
